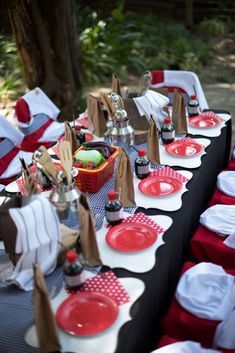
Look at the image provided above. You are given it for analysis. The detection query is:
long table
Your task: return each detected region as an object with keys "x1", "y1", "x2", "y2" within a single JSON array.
[{"x1": 0, "y1": 110, "x2": 232, "y2": 353}]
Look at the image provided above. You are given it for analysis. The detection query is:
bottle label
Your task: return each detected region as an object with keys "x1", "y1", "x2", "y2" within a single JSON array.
[
  {"x1": 105, "y1": 209, "x2": 123, "y2": 222},
  {"x1": 188, "y1": 106, "x2": 199, "y2": 115},
  {"x1": 162, "y1": 131, "x2": 175, "y2": 139},
  {"x1": 136, "y1": 164, "x2": 150, "y2": 175},
  {"x1": 64, "y1": 272, "x2": 85, "y2": 288}
]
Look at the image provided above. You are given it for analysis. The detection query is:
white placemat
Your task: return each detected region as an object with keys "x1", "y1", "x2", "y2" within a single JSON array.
[
  {"x1": 159, "y1": 138, "x2": 211, "y2": 168},
  {"x1": 96, "y1": 213, "x2": 172, "y2": 272},
  {"x1": 133, "y1": 170, "x2": 192, "y2": 211},
  {"x1": 25, "y1": 277, "x2": 145, "y2": 353},
  {"x1": 187, "y1": 112, "x2": 231, "y2": 137}
]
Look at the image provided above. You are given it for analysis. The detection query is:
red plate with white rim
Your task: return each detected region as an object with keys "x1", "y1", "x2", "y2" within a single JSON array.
[
  {"x1": 106, "y1": 222, "x2": 158, "y2": 252},
  {"x1": 165, "y1": 140, "x2": 204, "y2": 157},
  {"x1": 189, "y1": 114, "x2": 221, "y2": 128},
  {"x1": 138, "y1": 175, "x2": 183, "y2": 197},
  {"x1": 56, "y1": 291, "x2": 119, "y2": 336}
]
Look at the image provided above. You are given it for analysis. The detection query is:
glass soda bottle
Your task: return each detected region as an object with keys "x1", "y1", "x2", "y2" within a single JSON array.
[
  {"x1": 161, "y1": 118, "x2": 175, "y2": 144},
  {"x1": 75, "y1": 125, "x2": 86, "y2": 145},
  {"x1": 135, "y1": 149, "x2": 150, "y2": 179},
  {"x1": 63, "y1": 250, "x2": 84, "y2": 290},
  {"x1": 187, "y1": 95, "x2": 200, "y2": 117},
  {"x1": 105, "y1": 191, "x2": 123, "y2": 226}
]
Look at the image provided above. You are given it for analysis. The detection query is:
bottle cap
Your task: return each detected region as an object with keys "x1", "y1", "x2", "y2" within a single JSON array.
[
  {"x1": 76, "y1": 125, "x2": 81, "y2": 131},
  {"x1": 66, "y1": 250, "x2": 78, "y2": 263},
  {"x1": 138, "y1": 149, "x2": 146, "y2": 157},
  {"x1": 190, "y1": 95, "x2": 197, "y2": 100},
  {"x1": 108, "y1": 191, "x2": 118, "y2": 200},
  {"x1": 164, "y1": 118, "x2": 171, "y2": 124}
]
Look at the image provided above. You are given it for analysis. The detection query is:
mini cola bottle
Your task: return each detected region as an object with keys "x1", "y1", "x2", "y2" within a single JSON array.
[
  {"x1": 135, "y1": 149, "x2": 150, "y2": 179},
  {"x1": 63, "y1": 250, "x2": 84, "y2": 290},
  {"x1": 105, "y1": 191, "x2": 123, "y2": 226},
  {"x1": 187, "y1": 95, "x2": 200, "y2": 117},
  {"x1": 161, "y1": 118, "x2": 175, "y2": 144},
  {"x1": 75, "y1": 125, "x2": 86, "y2": 145}
]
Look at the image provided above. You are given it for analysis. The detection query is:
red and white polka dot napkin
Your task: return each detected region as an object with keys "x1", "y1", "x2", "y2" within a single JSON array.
[
  {"x1": 106, "y1": 212, "x2": 165, "y2": 235},
  {"x1": 79, "y1": 270, "x2": 130, "y2": 305},
  {"x1": 196, "y1": 111, "x2": 223, "y2": 122},
  {"x1": 150, "y1": 166, "x2": 189, "y2": 182}
]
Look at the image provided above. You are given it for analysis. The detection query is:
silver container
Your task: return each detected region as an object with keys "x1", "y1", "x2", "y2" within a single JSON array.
[{"x1": 49, "y1": 180, "x2": 80, "y2": 229}]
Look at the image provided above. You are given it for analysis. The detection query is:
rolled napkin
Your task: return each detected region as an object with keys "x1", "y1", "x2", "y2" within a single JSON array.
[
  {"x1": 172, "y1": 89, "x2": 188, "y2": 134},
  {"x1": 200, "y1": 204, "x2": 235, "y2": 236},
  {"x1": 87, "y1": 94, "x2": 107, "y2": 136},
  {"x1": 176, "y1": 262, "x2": 235, "y2": 321},
  {"x1": 115, "y1": 147, "x2": 136, "y2": 207},
  {"x1": 151, "y1": 341, "x2": 221, "y2": 353},
  {"x1": 64, "y1": 121, "x2": 79, "y2": 154},
  {"x1": 147, "y1": 115, "x2": 160, "y2": 165},
  {"x1": 2, "y1": 195, "x2": 61, "y2": 291},
  {"x1": 33, "y1": 264, "x2": 61, "y2": 353},
  {"x1": 79, "y1": 193, "x2": 102, "y2": 266},
  {"x1": 217, "y1": 171, "x2": 235, "y2": 197},
  {"x1": 133, "y1": 89, "x2": 169, "y2": 129},
  {"x1": 111, "y1": 73, "x2": 122, "y2": 97}
]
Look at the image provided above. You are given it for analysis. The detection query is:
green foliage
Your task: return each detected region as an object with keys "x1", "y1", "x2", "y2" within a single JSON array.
[
  {"x1": 195, "y1": 18, "x2": 227, "y2": 38},
  {"x1": 77, "y1": 6, "x2": 218, "y2": 84},
  {"x1": 0, "y1": 34, "x2": 24, "y2": 99}
]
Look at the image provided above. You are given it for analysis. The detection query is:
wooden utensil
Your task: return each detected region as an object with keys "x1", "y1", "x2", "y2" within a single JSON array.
[
  {"x1": 34, "y1": 146, "x2": 58, "y2": 183},
  {"x1": 58, "y1": 141, "x2": 73, "y2": 185}
]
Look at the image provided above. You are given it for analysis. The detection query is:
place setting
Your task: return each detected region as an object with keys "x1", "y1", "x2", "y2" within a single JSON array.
[
  {"x1": 187, "y1": 111, "x2": 227, "y2": 137},
  {"x1": 133, "y1": 166, "x2": 193, "y2": 212},
  {"x1": 159, "y1": 137, "x2": 211, "y2": 168}
]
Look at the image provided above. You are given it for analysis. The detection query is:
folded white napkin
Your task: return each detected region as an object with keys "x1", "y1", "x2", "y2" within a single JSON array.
[
  {"x1": 200, "y1": 204, "x2": 235, "y2": 236},
  {"x1": 0, "y1": 114, "x2": 24, "y2": 146},
  {"x1": 133, "y1": 89, "x2": 169, "y2": 129},
  {"x1": 151, "y1": 70, "x2": 209, "y2": 110},
  {"x1": 5, "y1": 195, "x2": 60, "y2": 291},
  {"x1": 0, "y1": 150, "x2": 33, "y2": 179},
  {"x1": 151, "y1": 341, "x2": 221, "y2": 353},
  {"x1": 232, "y1": 147, "x2": 235, "y2": 159},
  {"x1": 176, "y1": 262, "x2": 235, "y2": 321},
  {"x1": 217, "y1": 171, "x2": 235, "y2": 197},
  {"x1": 22, "y1": 87, "x2": 60, "y2": 121}
]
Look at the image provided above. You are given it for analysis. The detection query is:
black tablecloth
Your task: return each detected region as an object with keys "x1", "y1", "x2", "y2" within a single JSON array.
[{"x1": 114, "y1": 114, "x2": 231, "y2": 353}]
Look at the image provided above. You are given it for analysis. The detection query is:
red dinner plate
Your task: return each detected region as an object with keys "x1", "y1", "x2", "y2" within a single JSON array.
[
  {"x1": 165, "y1": 140, "x2": 204, "y2": 157},
  {"x1": 138, "y1": 175, "x2": 183, "y2": 197},
  {"x1": 106, "y1": 222, "x2": 158, "y2": 252},
  {"x1": 189, "y1": 114, "x2": 221, "y2": 128},
  {"x1": 56, "y1": 291, "x2": 119, "y2": 336}
]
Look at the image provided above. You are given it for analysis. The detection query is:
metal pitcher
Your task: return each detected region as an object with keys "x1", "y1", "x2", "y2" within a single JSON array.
[
  {"x1": 49, "y1": 180, "x2": 81, "y2": 229},
  {"x1": 107, "y1": 92, "x2": 134, "y2": 146}
]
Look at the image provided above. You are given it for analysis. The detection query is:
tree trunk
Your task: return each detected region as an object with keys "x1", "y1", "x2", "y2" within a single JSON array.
[
  {"x1": 185, "y1": 0, "x2": 194, "y2": 29},
  {"x1": 7, "y1": 0, "x2": 83, "y2": 120}
]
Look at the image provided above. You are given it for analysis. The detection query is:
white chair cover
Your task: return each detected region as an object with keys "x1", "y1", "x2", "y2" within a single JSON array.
[
  {"x1": 151, "y1": 70, "x2": 209, "y2": 110},
  {"x1": 217, "y1": 171, "x2": 235, "y2": 197},
  {"x1": 176, "y1": 262, "x2": 235, "y2": 321},
  {"x1": 200, "y1": 204, "x2": 235, "y2": 236}
]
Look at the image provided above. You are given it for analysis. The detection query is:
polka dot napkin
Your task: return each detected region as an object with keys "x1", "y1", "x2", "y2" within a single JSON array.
[
  {"x1": 16, "y1": 176, "x2": 43, "y2": 195},
  {"x1": 150, "y1": 166, "x2": 189, "y2": 182},
  {"x1": 79, "y1": 270, "x2": 130, "y2": 305},
  {"x1": 106, "y1": 212, "x2": 165, "y2": 235},
  {"x1": 196, "y1": 111, "x2": 223, "y2": 122},
  {"x1": 176, "y1": 137, "x2": 204, "y2": 149}
]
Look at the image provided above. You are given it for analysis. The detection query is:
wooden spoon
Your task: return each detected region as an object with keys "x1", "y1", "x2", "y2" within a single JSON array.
[
  {"x1": 58, "y1": 141, "x2": 73, "y2": 185},
  {"x1": 34, "y1": 146, "x2": 58, "y2": 183}
]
